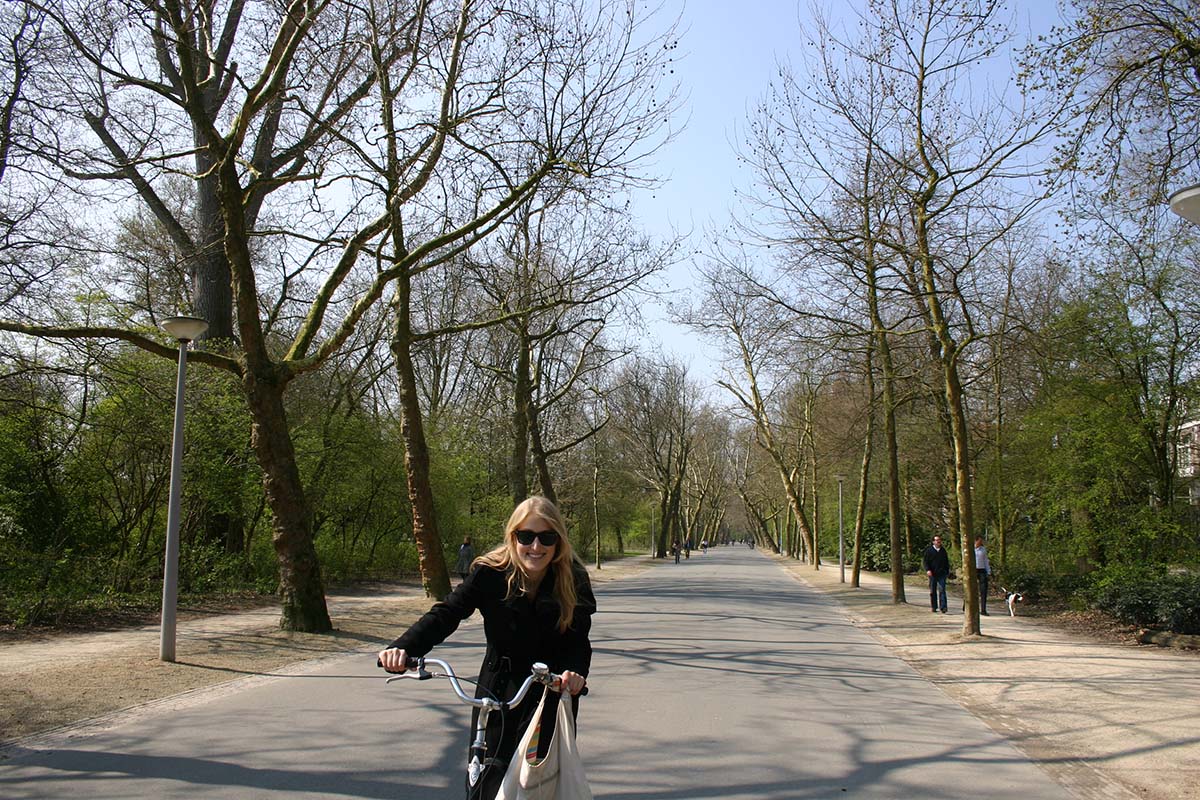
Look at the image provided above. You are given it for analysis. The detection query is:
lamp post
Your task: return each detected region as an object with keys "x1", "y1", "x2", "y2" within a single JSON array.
[
  {"x1": 1169, "y1": 184, "x2": 1200, "y2": 224},
  {"x1": 642, "y1": 486, "x2": 657, "y2": 555},
  {"x1": 649, "y1": 499, "x2": 656, "y2": 555},
  {"x1": 159, "y1": 315, "x2": 208, "y2": 662},
  {"x1": 833, "y1": 474, "x2": 846, "y2": 583}
]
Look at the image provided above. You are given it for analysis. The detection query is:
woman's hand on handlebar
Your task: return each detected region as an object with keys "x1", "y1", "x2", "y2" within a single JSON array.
[
  {"x1": 556, "y1": 669, "x2": 587, "y2": 696},
  {"x1": 377, "y1": 647, "x2": 412, "y2": 673}
]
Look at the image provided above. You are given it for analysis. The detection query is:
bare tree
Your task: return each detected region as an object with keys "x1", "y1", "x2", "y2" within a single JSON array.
[
  {"x1": 377, "y1": 0, "x2": 679, "y2": 598},
  {"x1": 734, "y1": 0, "x2": 1063, "y2": 631},
  {"x1": 0, "y1": 3, "x2": 72, "y2": 314},
  {"x1": 866, "y1": 0, "x2": 1064, "y2": 634},
  {"x1": 734, "y1": 5, "x2": 921, "y2": 599},
  {"x1": 470, "y1": 193, "x2": 671, "y2": 507},
  {"x1": 610, "y1": 356, "x2": 697, "y2": 558},
  {"x1": 689, "y1": 259, "x2": 820, "y2": 565},
  {"x1": 685, "y1": 408, "x2": 736, "y2": 548},
  {"x1": 0, "y1": 0, "x2": 680, "y2": 620},
  {"x1": 1023, "y1": 0, "x2": 1200, "y2": 206}
]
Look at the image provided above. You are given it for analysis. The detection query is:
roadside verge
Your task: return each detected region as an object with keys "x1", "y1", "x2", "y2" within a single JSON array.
[{"x1": 0, "y1": 556, "x2": 655, "y2": 748}]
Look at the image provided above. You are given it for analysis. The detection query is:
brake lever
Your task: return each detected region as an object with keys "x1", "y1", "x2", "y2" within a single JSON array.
[{"x1": 377, "y1": 656, "x2": 431, "y2": 680}]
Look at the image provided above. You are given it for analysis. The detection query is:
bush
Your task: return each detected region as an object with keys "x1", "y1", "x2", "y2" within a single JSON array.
[
  {"x1": 858, "y1": 513, "x2": 927, "y2": 573},
  {"x1": 858, "y1": 514, "x2": 892, "y2": 572},
  {"x1": 1046, "y1": 571, "x2": 1090, "y2": 599},
  {"x1": 1085, "y1": 564, "x2": 1167, "y2": 628},
  {"x1": 997, "y1": 566, "x2": 1045, "y2": 603},
  {"x1": 1083, "y1": 564, "x2": 1200, "y2": 633},
  {"x1": 1156, "y1": 573, "x2": 1200, "y2": 635},
  {"x1": 991, "y1": 564, "x2": 1086, "y2": 604}
]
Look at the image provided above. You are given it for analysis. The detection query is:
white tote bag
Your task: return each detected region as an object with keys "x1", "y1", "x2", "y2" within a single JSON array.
[{"x1": 495, "y1": 687, "x2": 593, "y2": 800}]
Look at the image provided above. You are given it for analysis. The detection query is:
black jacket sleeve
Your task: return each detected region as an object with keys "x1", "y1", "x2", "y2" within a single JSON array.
[{"x1": 388, "y1": 565, "x2": 496, "y2": 657}]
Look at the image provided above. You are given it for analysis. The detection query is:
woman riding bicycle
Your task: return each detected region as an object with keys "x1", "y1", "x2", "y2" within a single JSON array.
[{"x1": 378, "y1": 495, "x2": 594, "y2": 799}]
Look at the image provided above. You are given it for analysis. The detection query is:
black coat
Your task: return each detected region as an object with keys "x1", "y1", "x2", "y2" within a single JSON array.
[
  {"x1": 923, "y1": 545, "x2": 951, "y2": 577},
  {"x1": 389, "y1": 559, "x2": 595, "y2": 797}
]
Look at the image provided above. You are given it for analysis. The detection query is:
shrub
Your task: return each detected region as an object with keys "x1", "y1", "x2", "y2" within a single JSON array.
[
  {"x1": 1156, "y1": 573, "x2": 1200, "y2": 635},
  {"x1": 858, "y1": 513, "x2": 927, "y2": 573},
  {"x1": 1046, "y1": 571, "x2": 1089, "y2": 599},
  {"x1": 1085, "y1": 563, "x2": 1166, "y2": 628},
  {"x1": 858, "y1": 514, "x2": 892, "y2": 572},
  {"x1": 993, "y1": 565, "x2": 1045, "y2": 603},
  {"x1": 1081, "y1": 564, "x2": 1200, "y2": 633}
]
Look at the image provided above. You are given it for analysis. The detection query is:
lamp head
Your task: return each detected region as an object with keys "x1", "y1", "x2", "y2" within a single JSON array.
[
  {"x1": 1169, "y1": 184, "x2": 1200, "y2": 225},
  {"x1": 160, "y1": 315, "x2": 209, "y2": 342}
]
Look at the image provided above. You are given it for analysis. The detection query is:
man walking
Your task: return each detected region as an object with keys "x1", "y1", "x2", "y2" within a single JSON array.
[
  {"x1": 923, "y1": 535, "x2": 951, "y2": 613},
  {"x1": 974, "y1": 536, "x2": 991, "y2": 615}
]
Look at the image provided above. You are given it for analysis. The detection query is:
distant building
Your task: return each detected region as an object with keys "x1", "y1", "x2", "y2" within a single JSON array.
[{"x1": 1177, "y1": 419, "x2": 1200, "y2": 505}]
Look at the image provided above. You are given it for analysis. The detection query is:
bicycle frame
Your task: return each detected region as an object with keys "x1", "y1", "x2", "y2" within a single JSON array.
[{"x1": 386, "y1": 656, "x2": 559, "y2": 792}]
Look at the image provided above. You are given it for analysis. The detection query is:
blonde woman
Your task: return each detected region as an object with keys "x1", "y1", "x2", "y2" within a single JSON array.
[{"x1": 378, "y1": 496, "x2": 595, "y2": 800}]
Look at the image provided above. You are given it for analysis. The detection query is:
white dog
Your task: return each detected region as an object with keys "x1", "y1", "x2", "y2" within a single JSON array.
[{"x1": 1001, "y1": 587, "x2": 1024, "y2": 617}]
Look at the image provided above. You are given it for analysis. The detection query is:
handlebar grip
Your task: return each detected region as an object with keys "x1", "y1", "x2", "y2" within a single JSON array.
[{"x1": 376, "y1": 654, "x2": 421, "y2": 672}]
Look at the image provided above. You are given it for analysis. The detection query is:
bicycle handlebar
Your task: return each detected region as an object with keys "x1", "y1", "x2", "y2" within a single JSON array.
[{"x1": 379, "y1": 655, "x2": 586, "y2": 706}]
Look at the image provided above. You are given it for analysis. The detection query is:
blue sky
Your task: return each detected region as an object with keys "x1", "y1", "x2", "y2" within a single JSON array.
[
  {"x1": 631, "y1": 0, "x2": 1064, "y2": 389},
  {"x1": 631, "y1": 0, "x2": 803, "y2": 387}
]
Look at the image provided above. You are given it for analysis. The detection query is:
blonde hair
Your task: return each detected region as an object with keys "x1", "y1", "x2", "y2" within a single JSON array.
[{"x1": 475, "y1": 495, "x2": 580, "y2": 632}]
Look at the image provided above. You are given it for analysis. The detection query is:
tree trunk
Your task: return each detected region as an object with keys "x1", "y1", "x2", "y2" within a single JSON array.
[
  {"x1": 656, "y1": 491, "x2": 670, "y2": 558},
  {"x1": 774, "y1": 461, "x2": 815, "y2": 564},
  {"x1": 528, "y1": 398, "x2": 557, "y2": 503},
  {"x1": 851, "y1": 348, "x2": 874, "y2": 589},
  {"x1": 913, "y1": 210, "x2": 979, "y2": 633},
  {"x1": 992, "y1": 332, "x2": 1007, "y2": 577},
  {"x1": 592, "y1": 463, "x2": 601, "y2": 569},
  {"x1": 666, "y1": 468, "x2": 687, "y2": 550},
  {"x1": 510, "y1": 338, "x2": 531, "y2": 505},
  {"x1": 191, "y1": 94, "x2": 235, "y2": 342},
  {"x1": 221, "y1": 144, "x2": 330, "y2": 632},
  {"x1": 945, "y1": 365, "x2": 980, "y2": 634},
  {"x1": 392, "y1": 275, "x2": 451, "y2": 600},
  {"x1": 243, "y1": 368, "x2": 331, "y2": 632},
  {"x1": 883, "y1": 372, "x2": 905, "y2": 603},
  {"x1": 864, "y1": 239, "x2": 906, "y2": 602}
]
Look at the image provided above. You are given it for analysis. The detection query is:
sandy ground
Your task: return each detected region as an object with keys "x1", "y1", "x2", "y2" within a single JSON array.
[
  {"x1": 0, "y1": 558, "x2": 652, "y2": 745},
  {"x1": 2, "y1": 552, "x2": 1197, "y2": 799}
]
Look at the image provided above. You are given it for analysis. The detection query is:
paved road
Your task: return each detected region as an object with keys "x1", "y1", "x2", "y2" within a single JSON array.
[{"x1": 0, "y1": 548, "x2": 1073, "y2": 799}]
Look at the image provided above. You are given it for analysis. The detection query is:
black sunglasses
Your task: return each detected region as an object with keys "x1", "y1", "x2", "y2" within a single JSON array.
[{"x1": 514, "y1": 529, "x2": 560, "y2": 547}]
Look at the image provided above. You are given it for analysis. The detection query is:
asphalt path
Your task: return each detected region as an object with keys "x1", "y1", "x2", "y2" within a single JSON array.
[{"x1": 0, "y1": 547, "x2": 1073, "y2": 799}]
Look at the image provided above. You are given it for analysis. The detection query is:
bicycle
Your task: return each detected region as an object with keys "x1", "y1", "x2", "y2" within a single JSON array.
[{"x1": 380, "y1": 655, "x2": 581, "y2": 798}]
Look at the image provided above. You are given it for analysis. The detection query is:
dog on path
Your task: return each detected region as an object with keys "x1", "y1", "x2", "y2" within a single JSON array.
[{"x1": 1001, "y1": 587, "x2": 1024, "y2": 617}]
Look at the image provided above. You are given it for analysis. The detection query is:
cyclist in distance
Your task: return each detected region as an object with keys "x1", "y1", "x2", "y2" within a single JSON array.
[{"x1": 378, "y1": 495, "x2": 594, "y2": 799}]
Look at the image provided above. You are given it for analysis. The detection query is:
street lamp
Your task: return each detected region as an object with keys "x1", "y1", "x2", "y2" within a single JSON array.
[
  {"x1": 833, "y1": 474, "x2": 846, "y2": 583},
  {"x1": 1169, "y1": 184, "x2": 1200, "y2": 224},
  {"x1": 642, "y1": 486, "x2": 657, "y2": 555},
  {"x1": 159, "y1": 315, "x2": 208, "y2": 662},
  {"x1": 649, "y1": 500, "x2": 656, "y2": 555}
]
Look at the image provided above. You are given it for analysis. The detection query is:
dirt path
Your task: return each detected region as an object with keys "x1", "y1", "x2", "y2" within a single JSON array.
[
  {"x1": 3, "y1": 553, "x2": 1197, "y2": 799},
  {"x1": 0, "y1": 559, "x2": 652, "y2": 745}
]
